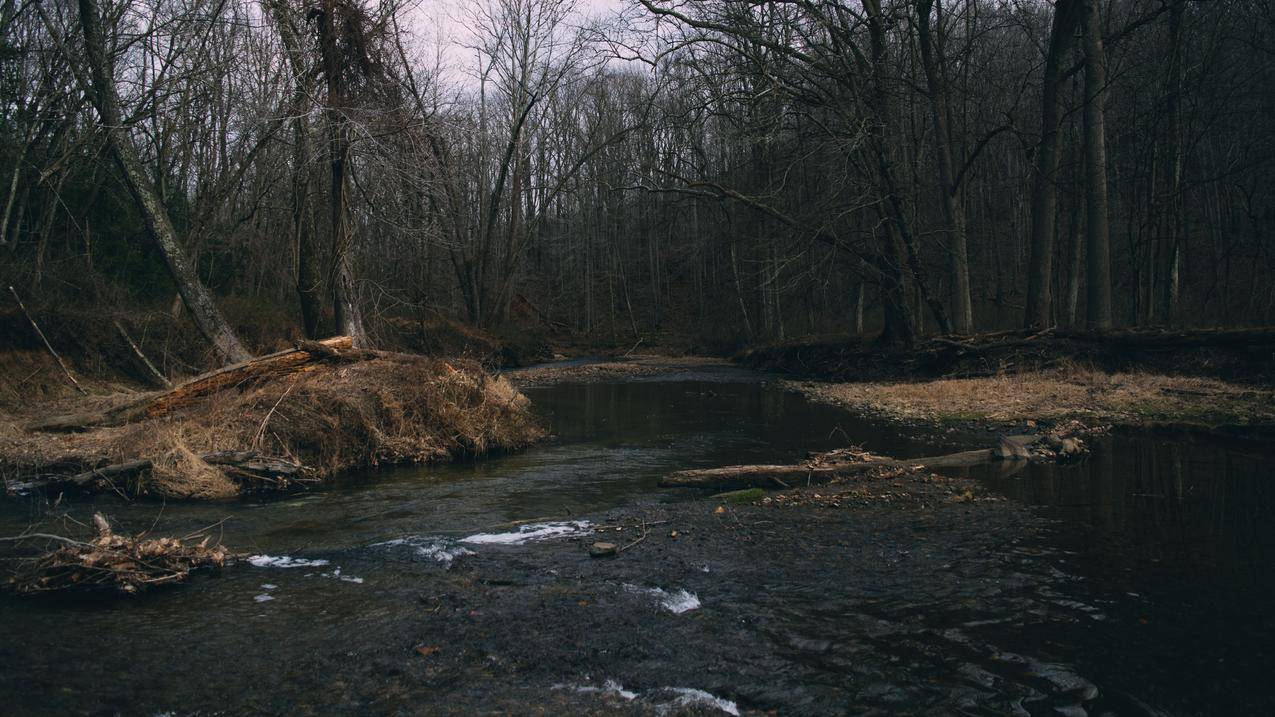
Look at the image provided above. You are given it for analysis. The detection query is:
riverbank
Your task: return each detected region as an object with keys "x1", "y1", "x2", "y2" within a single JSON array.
[
  {"x1": 784, "y1": 366, "x2": 1275, "y2": 437},
  {"x1": 736, "y1": 329, "x2": 1275, "y2": 438},
  {"x1": 0, "y1": 342, "x2": 543, "y2": 498}
]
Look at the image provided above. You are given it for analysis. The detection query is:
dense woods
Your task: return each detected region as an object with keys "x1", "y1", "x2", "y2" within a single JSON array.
[{"x1": 2, "y1": 0, "x2": 1273, "y2": 357}]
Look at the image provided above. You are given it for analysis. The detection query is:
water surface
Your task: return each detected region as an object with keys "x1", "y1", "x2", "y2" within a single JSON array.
[{"x1": 0, "y1": 372, "x2": 1271, "y2": 715}]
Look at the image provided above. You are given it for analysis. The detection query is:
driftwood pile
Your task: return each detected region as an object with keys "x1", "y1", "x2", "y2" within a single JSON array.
[
  {"x1": 6, "y1": 513, "x2": 228, "y2": 595},
  {"x1": 661, "y1": 447, "x2": 996, "y2": 491}
]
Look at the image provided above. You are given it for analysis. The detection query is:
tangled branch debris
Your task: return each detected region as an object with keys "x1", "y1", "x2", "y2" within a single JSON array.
[{"x1": 6, "y1": 513, "x2": 228, "y2": 595}]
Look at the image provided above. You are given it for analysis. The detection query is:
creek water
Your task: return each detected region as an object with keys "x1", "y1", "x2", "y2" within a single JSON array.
[{"x1": 0, "y1": 368, "x2": 1272, "y2": 715}]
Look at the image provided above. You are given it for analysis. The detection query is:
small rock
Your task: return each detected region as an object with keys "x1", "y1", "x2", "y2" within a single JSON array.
[
  {"x1": 994, "y1": 438, "x2": 1030, "y2": 461},
  {"x1": 1059, "y1": 438, "x2": 1085, "y2": 457},
  {"x1": 589, "y1": 542, "x2": 619, "y2": 557}
]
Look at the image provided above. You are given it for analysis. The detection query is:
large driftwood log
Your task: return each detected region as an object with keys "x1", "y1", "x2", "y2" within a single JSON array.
[
  {"x1": 28, "y1": 336, "x2": 355, "y2": 432},
  {"x1": 660, "y1": 448, "x2": 996, "y2": 491}
]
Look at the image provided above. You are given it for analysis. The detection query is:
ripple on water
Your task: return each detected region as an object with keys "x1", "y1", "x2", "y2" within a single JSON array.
[
  {"x1": 460, "y1": 520, "x2": 592, "y2": 545},
  {"x1": 623, "y1": 584, "x2": 702, "y2": 614},
  {"x1": 246, "y1": 555, "x2": 330, "y2": 569},
  {"x1": 372, "y1": 536, "x2": 475, "y2": 567},
  {"x1": 554, "y1": 680, "x2": 738, "y2": 715}
]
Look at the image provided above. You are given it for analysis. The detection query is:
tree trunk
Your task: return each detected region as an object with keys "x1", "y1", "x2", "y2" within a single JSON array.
[
  {"x1": 265, "y1": 0, "x2": 326, "y2": 339},
  {"x1": 865, "y1": 0, "x2": 950, "y2": 338},
  {"x1": 850, "y1": 276, "x2": 865, "y2": 337},
  {"x1": 1160, "y1": 0, "x2": 1186, "y2": 324},
  {"x1": 318, "y1": 0, "x2": 367, "y2": 347},
  {"x1": 1024, "y1": 0, "x2": 1080, "y2": 328},
  {"x1": 1082, "y1": 0, "x2": 1113, "y2": 329},
  {"x1": 916, "y1": 0, "x2": 973, "y2": 334},
  {"x1": 76, "y1": 0, "x2": 250, "y2": 364}
]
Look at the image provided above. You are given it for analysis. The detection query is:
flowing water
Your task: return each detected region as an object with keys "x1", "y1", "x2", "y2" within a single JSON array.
[{"x1": 0, "y1": 368, "x2": 1272, "y2": 715}]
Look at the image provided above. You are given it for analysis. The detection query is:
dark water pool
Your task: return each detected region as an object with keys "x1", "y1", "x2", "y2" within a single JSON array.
[{"x1": 0, "y1": 374, "x2": 1271, "y2": 715}]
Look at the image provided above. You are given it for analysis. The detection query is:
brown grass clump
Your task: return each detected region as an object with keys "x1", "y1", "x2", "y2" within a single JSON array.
[
  {"x1": 146, "y1": 434, "x2": 239, "y2": 500},
  {"x1": 1, "y1": 355, "x2": 545, "y2": 498},
  {"x1": 214, "y1": 356, "x2": 543, "y2": 473}
]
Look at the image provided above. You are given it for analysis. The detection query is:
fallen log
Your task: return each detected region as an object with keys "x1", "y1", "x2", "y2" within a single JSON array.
[
  {"x1": 28, "y1": 336, "x2": 355, "y2": 432},
  {"x1": 660, "y1": 448, "x2": 995, "y2": 491},
  {"x1": 51, "y1": 450, "x2": 308, "y2": 491}
]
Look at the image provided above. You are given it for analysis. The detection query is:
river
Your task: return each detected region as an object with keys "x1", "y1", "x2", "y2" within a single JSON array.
[{"x1": 1, "y1": 367, "x2": 1272, "y2": 715}]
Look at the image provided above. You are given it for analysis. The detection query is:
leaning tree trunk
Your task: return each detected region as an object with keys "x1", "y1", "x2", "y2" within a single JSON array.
[
  {"x1": 76, "y1": 0, "x2": 249, "y2": 364},
  {"x1": 1024, "y1": 0, "x2": 1080, "y2": 329},
  {"x1": 1082, "y1": 0, "x2": 1113, "y2": 330}
]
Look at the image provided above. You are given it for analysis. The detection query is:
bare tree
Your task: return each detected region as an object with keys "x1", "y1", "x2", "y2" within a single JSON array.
[{"x1": 72, "y1": 0, "x2": 250, "y2": 363}]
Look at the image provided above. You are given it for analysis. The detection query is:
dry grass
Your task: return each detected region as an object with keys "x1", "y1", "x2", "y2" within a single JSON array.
[
  {"x1": 1, "y1": 356, "x2": 544, "y2": 498},
  {"x1": 793, "y1": 364, "x2": 1275, "y2": 428},
  {"x1": 146, "y1": 434, "x2": 239, "y2": 499}
]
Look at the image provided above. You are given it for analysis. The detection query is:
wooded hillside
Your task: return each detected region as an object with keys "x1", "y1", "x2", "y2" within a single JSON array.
[{"x1": 2, "y1": 0, "x2": 1272, "y2": 359}]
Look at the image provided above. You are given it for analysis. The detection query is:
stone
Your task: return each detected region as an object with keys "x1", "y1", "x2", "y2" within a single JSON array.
[
  {"x1": 994, "y1": 437, "x2": 1030, "y2": 461},
  {"x1": 589, "y1": 542, "x2": 619, "y2": 557}
]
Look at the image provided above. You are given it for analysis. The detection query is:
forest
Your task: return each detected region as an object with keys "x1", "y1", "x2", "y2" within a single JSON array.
[
  {"x1": 2, "y1": 1, "x2": 1275, "y2": 715},
  {"x1": 2, "y1": 0, "x2": 1272, "y2": 360}
]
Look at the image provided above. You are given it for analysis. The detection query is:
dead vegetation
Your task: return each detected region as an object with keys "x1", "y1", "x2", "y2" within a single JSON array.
[
  {"x1": 5, "y1": 513, "x2": 228, "y2": 595},
  {"x1": 0, "y1": 340, "x2": 544, "y2": 498},
  {"x1": 789, "y1": 364, "x2": 1275, "y2": 431},
  {"x1": 753, "y1": 467, "x2": 1008, "y2": 510}
]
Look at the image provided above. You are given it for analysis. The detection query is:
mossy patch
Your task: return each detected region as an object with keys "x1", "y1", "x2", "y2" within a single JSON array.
[{"x1": 712, "y1": 488, "x2": 765, "y2": 504}]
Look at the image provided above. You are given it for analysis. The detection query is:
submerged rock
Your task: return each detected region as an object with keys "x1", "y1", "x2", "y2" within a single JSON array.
[{"x1": 589, "y1": 542, "x2": 619, "y2": 557}]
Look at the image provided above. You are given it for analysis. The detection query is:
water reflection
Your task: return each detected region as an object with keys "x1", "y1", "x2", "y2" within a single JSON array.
[{"x1": 965, "y1": 433, "x2": 1275, "y2": 589}]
